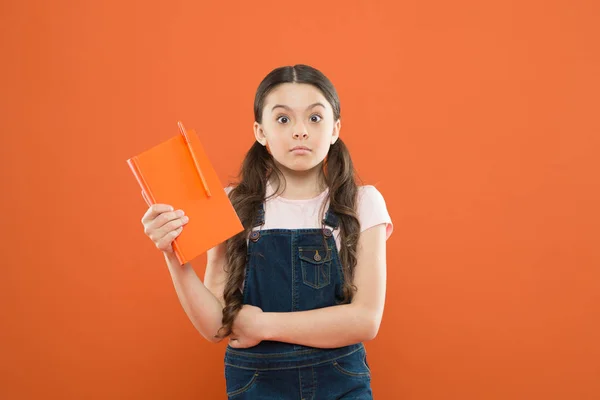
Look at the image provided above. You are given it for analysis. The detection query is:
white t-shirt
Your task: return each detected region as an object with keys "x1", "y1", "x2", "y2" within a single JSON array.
[
  {"x1": 227, "y1": 182, "x2": 393, "y2": 293},
  {"x1": 226, "y1": 181, "x2": 393, "y2": 251}
]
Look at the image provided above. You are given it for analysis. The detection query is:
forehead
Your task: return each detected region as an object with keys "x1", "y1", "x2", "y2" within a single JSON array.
[{"x1": 264, "y1": 83, "x2": 329, "y2": 112}]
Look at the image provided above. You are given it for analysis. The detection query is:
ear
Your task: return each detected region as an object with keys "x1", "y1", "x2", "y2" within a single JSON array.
[
  {"x1": 253, "y1": 121, "x2": 268, "y2": 146},
  {"x1": 330, "y1": 118, "x2": 341, "y2": 145}
]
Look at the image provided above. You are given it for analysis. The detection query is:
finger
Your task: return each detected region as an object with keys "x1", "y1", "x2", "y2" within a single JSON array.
[
  {"x1": 150, "y1": 214, "x2": 189, "y2": 243},
  {"x1": 155, "y1": 226, "x2": 184, "y2": 252},
  {"x1": 144, "y1": 209, "x2": 186, "y2": 239},
  {"x1": 141, "y1": 204, "x2": 174, "y2": 224},
  {"x1": 150, "y1": 209, "x2": 186, "y2": 231}
]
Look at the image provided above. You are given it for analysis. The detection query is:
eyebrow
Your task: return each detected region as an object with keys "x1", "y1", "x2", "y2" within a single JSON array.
[{"x1": 271, "y1": 102, "x2": 326, "y2": 112}]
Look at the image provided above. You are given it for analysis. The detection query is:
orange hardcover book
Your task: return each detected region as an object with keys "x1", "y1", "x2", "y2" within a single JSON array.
[{"x1": 126, "y1": 121, "x2": 243, "y2": 265}]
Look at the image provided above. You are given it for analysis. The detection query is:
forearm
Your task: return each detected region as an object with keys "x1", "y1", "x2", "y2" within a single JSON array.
[
  {"x1": 163, "y1": 252, "x2": 223, "y2": 343},
  {"x1": 262, "y1": 304, "x2": 378, "y2": 348}
]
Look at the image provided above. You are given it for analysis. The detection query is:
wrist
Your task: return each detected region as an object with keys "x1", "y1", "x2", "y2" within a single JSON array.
[
  {"x1": 163, "y1": 251, "x2": 191, "y2": 273},
  {"x1": 259, "y1": 312, "x2": 275, "y2": 341}
]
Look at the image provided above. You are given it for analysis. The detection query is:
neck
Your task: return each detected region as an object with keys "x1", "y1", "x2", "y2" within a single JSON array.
[{"x1": 271, "y1": 163, "x2": 327, "y2": 200}]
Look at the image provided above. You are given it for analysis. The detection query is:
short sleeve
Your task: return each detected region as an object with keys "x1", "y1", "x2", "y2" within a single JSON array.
[{"x1": 357, "y1": 185, "x2": 393, "y2": 240}]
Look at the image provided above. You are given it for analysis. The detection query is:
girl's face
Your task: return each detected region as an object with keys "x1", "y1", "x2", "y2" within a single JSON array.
[{"x1": 254, "y1": 83, "x2": 340, "y2": 173}]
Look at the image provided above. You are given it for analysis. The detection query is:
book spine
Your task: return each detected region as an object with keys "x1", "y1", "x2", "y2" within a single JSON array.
[
  {"x1": 127, "y1": 156, "x2": 187, "y2": 265},
  {"x1": 126, "y1": 157, "x2": 157, "y2": 204},
  {"x1": 174, "y1": 247, "x2": 186, "y2": 266}
]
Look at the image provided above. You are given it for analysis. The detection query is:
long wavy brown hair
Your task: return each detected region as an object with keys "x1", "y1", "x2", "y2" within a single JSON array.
[{"x1": 215, "y1": 64, "x2": 360, "y2": 339}]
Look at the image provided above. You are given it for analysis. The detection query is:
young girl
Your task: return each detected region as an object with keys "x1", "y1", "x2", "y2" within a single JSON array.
[{"x1": 141, "y1": 64, "x2": 393, "y2": 399}]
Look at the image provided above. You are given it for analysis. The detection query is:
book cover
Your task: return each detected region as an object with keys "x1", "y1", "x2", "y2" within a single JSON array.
[{"x1": 126, "y1": 122, "x2": 243, "y2": 265}]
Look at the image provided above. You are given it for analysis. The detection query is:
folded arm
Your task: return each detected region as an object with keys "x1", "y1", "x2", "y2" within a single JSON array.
[{"x1": 231, "y1": 223, "x2": 388, "y2": 349}]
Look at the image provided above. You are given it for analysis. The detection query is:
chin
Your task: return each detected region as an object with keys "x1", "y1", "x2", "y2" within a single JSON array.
[
  {"x1": 285, "y1": 162, "x2": 323, "y2": 173},
  {"x1": 273, "y1": 156, "x2": 325, "y2": 173}
]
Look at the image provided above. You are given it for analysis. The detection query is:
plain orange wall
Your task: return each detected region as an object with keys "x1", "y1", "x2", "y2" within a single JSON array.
[{"x1": 1, "y1": 1, "x2": 599, "y2": 399}]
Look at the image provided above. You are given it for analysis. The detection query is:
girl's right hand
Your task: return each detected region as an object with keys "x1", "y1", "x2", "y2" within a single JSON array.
[{"x1": 141, "y1": 204, "x2": 190, "y2": 253}]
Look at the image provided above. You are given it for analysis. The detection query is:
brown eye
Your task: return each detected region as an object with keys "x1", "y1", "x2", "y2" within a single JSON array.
[
  {"x1": 310, "y1": 114, "x2": 322, "y2": 123},
  {"x1": 277, "y1": 116, "x2": 290, "y2": 124}
]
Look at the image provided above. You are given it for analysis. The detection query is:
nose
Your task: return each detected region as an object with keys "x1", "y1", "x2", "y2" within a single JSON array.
[
  {"x1": 293, "y1": 125, "x2": 308, "y2": 139},
  {"x1": 293, "y1": 131, "x2": 308, "y2": 139}
]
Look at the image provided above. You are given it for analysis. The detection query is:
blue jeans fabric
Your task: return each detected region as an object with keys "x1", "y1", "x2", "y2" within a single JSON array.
[
  {"x1": 225, "y1": 342, "x2": 372, "y2": 399},
  {"x1": 223, "y1": 204, "x2": 373, "y2": 399}
]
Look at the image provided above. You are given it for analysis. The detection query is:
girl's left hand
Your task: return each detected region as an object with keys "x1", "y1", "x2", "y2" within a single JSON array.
[{"x1": 229, "y1": 305, "x2": 267, "y2": 349}]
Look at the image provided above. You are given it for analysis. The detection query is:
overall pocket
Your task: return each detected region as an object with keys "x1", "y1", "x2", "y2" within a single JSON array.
[
  {"x1": 299, "y1": 246, "x2": 332, "y2": 289},
  {"x1": 331, "y1": 348, "x2": 371, "y2": 378},
  {"x1": 224, "y1": 364, "x2": 259, "y2": 398}
]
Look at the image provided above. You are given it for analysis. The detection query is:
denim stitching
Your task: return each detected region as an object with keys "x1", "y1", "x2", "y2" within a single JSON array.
[
  {"x1": 298, "y1": 368, "x2": 303, "y2": 399},
  {"x1": 226, "y1": 370, "x2": 259, "y2": 397},
  {"x1": 332, "y1": 362, "x2": 370, "y2": 378},
  {"x1": 298, "y1": 246, "x2": 333, "y2": 289},
  {"x1": 312, "y1": 366, "x2": 316, "y2": 398},
  {"x1": 224, "y1": 346, "x2": 363, "y2": 371}
]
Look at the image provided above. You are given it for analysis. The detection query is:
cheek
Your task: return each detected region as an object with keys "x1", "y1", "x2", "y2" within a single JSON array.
[
  {"x1": 267, "y1": 137, "x2": 287, "y2": 152},
  {"x1": 317, "y1": 131, "x2": 334, "y2": 147},
  {"x1": 266, "y1": 123, "x2": 289, "y2": 137}
]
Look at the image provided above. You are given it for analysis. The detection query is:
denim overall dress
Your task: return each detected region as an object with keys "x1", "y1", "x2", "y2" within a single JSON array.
[{"x1": 223, "y1": 202, "x2": 373, "y2": 399}]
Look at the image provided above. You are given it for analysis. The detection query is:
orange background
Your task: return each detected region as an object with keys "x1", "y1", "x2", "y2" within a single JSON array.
[{"x1": 1, "y1": 1, "x2": 599, "y2": 399}]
